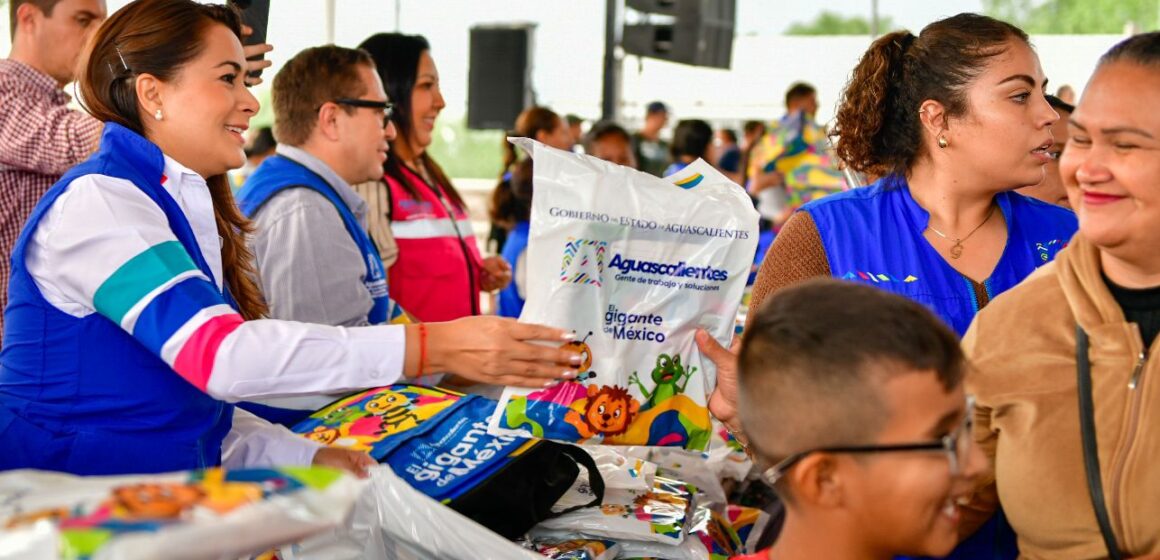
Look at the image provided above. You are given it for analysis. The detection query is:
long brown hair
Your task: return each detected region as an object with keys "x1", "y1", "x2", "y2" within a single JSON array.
[
  {"x1": 831, "y1": 14, "x2": 1028, "y2": 179},
  {"x1": 79, "y1": 0, "x2": 267, "y2": 320}
]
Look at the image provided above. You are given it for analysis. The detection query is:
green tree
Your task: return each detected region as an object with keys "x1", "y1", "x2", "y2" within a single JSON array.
[
  {"x1": 427, "y1": 116, "x2": 505, "y2": 179},
  {"x1": 983, "y1": 0, "x2": 1160, "y2": 34},
  {"x1": 785, "y1": 10, "x2": 897, "y2": 36}
]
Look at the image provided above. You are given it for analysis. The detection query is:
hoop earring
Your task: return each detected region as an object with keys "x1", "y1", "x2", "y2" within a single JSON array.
[
  {"x1": 937, "y1": 135, "x2": 948, "y2": 149},
  {"x1": 154, "y1": 109, "x2": 163, "y2": 121}
]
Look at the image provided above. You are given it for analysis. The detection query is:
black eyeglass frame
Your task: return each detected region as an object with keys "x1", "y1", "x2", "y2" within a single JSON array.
[
  {"x1": 760, "y1": 395, "x2": 975, "y2": 486},
  {"x1": 318, "y1": 98, "x2": 395, "y2": 127}
]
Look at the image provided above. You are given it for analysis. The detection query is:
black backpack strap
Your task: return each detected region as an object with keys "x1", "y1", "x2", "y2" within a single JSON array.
[
  {"x1": 550, "y1": 445, "x2": 605, "y2": 515},
  {"x1": 1076, "y1": 325, "x2": 1123, "y2": 560}
]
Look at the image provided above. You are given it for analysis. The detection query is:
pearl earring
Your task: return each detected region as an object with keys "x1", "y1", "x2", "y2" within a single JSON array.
[
  {"x1": 154, "y1": 109, "x2": 163, "y2": 121},
  {"x1": 937, "y1": 135, "x2": 949, "y2": 149}
]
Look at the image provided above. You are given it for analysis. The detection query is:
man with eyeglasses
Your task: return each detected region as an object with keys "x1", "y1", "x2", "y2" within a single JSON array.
[
  {"x1": 729, "y1": 278, "x2": 986, "y2": 560},
  {"x1": 236, "y1": 45, "x2": 407, "y2": 424}
]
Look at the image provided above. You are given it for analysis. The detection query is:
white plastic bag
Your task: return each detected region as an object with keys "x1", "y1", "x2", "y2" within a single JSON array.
[
  {"x1": 707, "y1": 421, "x2": 755, "y2": 483},
  {"x1": 0, "y1": 467, "x2": 363, "y2": 560},
  {"x1": 530, "y1": 476, "x2": 694, "y2": 546},
  {"x1": 586, "y1": 446, "x2": 657, "y2": 492},
  {"x1": 281, "y1": 465, "x2": 543, "y2": 560},
  {"x1": 528, "y1": 538, "x2": 621, "y2": 560},
  {"x1": 614, "y1": 505, "x2": 741, "y2": 560},
  {"x1": 490, "y1": 140, "x2": 758, "y2": 451}
]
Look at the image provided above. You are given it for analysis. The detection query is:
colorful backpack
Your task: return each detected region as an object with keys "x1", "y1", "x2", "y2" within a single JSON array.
[{"x1": 292, "y1": 384, "x2": 604, "y2": 538}]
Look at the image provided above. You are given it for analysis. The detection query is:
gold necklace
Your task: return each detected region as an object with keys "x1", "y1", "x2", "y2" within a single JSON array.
[{"x1": 927, "y1": 205, "x2": 997, "y2": 259}]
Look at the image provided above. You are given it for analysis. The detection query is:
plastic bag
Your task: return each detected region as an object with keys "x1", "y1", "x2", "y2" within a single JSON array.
[
  {"x1": 291, "y1": 384, "x2": 602, "y2": 539},
  {"x1": 490, "y1": 139, "x2": 758, "y2": 451},
  {"x1": 0, "y1": 467, "x2": 363, "y2": 560},
  {"x1": 586, "y1": 446, "x2": 657, "y2": 492},
  {"x1": 614, "y1": 506, "x2": 743, "y2": 560},
  {"x1": 706, "y1": 423, "x2": 754, "y2": 483},
  {"x1": 281, "y1": 465, "x2": 543, "y2": 560},
  {"x1": 619, "y1": 447, "x2": 728, "y2": 510},
  {"x1": 529, "y1": 539, "x2": 621, "y2": 560},
  {"x1": 726, "y1": 505, "x2": 772, "y2": 555},
  {"x1": 530, "y1": 476, "x2": 694, "y2": 546}
]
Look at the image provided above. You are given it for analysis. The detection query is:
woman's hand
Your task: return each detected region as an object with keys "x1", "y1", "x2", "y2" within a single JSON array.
[
  {"x1": 239, "y1": 25, "x2": 273, "y2": 87},
  {"x1": 409, "y1": 317, "x2": 581, "y2": 388},
  {"x1": 312, "y1": 447, "x2": 374, "y2": 479},
  {"x1": 480, "y1": 256, "x2": 513, "y2": 292},
  {"x1": 697, "y1": 329, "x2": 747, "y2": 446}
]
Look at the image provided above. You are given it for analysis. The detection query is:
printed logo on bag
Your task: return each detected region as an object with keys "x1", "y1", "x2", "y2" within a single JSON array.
[
  {"x1": 608, "y1": 254, "x2": 729, "y2": 282},
  {"x1": 560, "y1": 237, "x2": 607, "y2": 286},
  {"x1": 403, "y1": 419, "x2": 524, "y2": 488},
  {"x1": 672, "y1": 172, "x2": 704, "y2": 189}
]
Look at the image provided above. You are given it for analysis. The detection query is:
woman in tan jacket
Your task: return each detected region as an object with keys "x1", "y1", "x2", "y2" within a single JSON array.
[{"x1": 962, "y1": 32, "x2": 1160, "y2": 559}]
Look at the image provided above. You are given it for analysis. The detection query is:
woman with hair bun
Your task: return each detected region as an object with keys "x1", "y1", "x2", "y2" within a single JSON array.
[
  {"x1": 705, "y1": 12, "x2": 1078, "y2": 560},
  {"x1": 746, "y1": 13, "x2": 1076, "y2": 337}
]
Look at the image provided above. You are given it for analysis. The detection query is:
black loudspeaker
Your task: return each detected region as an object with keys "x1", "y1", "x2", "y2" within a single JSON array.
[
  {"x1": 468, "y1": 24, "x2": 535, "y2": 130},
  {"x1": 623, "y1": 0, "x2": 735, "y2": 69}
]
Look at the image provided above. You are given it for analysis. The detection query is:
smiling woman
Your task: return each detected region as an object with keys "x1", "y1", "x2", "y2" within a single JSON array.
[
  {"x1": 0, "y1": 0, "x2": 581, "y2": 478},
  {"x1": 357, "y1": 33, "x2": 514, "y2": 323},
  {"x1": 961, "y1": 32, "x2": 1160, "y2": 559}
]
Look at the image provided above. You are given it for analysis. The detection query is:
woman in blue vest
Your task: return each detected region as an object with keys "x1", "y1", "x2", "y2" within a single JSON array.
[
  {"x1": 0, "y1": 0, "x2": 581, "y2": 477},
  {"x1": 720, "y1": 13, "x2": 1078, "y2": 560},
  {"x1": 747, "y1": 14, "x2": 1076, "y2": 337},
  {"x1": 491, "y1": 106, "x2": 574, "y2": 318}
]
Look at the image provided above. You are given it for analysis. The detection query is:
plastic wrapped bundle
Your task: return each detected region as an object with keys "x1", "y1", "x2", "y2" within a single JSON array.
[
  {"x1": 0, "y1": 466, "x2": 363, "y2": 560},
  {"x1": 530, "y1": 538, "x2": 620, "y2": 560},
  {"x1": 529, "y1": 476, "x2": 695, "y2": 546},
  {"x1": 726, "y1": 505, "x2": 772, "y2": 556}
]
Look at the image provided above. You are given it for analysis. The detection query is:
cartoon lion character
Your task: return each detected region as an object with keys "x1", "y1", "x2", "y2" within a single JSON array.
[
  {"x1": 564, "y1": 384, "x2": 640, "y2": 439},
  {"x1": 600, "y1": 503, "x2": 630, "y2": 517},
  {"x1": 111, "y1": 483, "x2": 206, "y2": 520}
]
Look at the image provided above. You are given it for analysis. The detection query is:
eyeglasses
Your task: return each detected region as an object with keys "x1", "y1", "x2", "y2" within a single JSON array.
[
  {"x1": 760, "y1": 396, "x2": 976, "y2": 486},
  {"x1": 324, "y1": 98, "x2": 394, "y2": 129}
]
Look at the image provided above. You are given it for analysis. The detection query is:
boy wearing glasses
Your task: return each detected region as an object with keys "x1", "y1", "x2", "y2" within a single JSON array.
[
  {"x1": 236, "y1": 45, "x2": 403, "y2": 423},
  {"x1": 732, "y1": 279, "x2": 985, "y2": 560}
]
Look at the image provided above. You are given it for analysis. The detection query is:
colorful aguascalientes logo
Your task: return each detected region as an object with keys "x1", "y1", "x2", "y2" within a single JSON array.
[{"x1": 560, "y1": 237, "x2": 608, "y2": 286}]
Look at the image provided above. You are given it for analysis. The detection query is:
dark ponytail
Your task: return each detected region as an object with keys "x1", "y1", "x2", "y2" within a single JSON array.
[{"x1": 832, "y1": 13, "x2": 1029, "y2": 179}]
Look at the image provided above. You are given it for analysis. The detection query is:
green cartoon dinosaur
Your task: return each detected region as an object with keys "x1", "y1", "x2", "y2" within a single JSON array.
[{"x1": 628, "y1": 353, "x2": 697, "y2": 410}]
